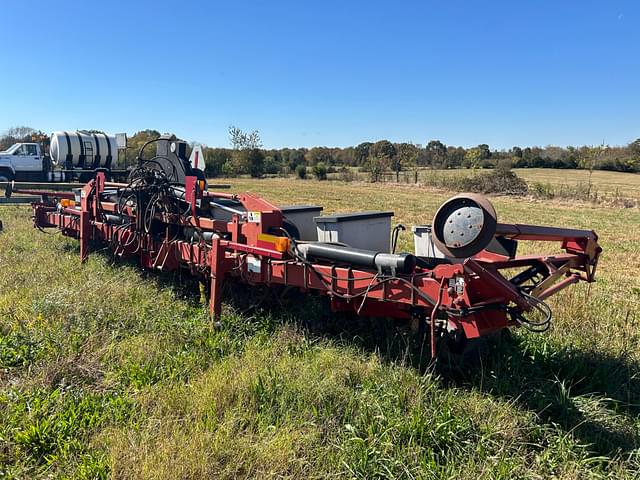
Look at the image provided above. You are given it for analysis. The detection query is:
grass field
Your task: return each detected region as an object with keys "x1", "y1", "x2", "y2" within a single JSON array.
[
  {"x1": 513, "y1": 169, "x2": 640, "y2": 197},
  {"x1": 348, "y1": 168, "x2": 640, "y2": 205},
  {"x1": 1, "y1": 176, "x2": 639, "y2": 478}
]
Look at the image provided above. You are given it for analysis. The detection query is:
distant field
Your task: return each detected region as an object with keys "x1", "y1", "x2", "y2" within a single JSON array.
[
  {"x1": 228, "y1": 178, "x2": 640, "y2": 293},
  {"x1": 513, "y1": 168, "x2": 640, "y2": 196},
  {"x1": 345, "y1": 167, "x2": 640, "y2": 202},
  {"x1": 1, "y1": 178, "x2": 639, "y2": 478}
]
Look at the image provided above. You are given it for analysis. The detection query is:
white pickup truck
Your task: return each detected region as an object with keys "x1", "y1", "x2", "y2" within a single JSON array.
[{"x1": 0, "y1": 142, "x2": 59, "y2": 182}]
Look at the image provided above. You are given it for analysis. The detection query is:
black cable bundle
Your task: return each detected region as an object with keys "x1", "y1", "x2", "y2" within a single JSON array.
[{"x1": 106, "y1": 139, "x2": 192, "y2": 257}]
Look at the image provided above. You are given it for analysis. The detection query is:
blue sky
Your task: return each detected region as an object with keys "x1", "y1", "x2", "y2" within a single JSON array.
[{"x1": 0, "y1": 0, "x2": 638, "y2": 149}]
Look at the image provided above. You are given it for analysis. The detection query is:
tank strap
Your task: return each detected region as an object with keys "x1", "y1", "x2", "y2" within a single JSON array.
[
  {"x1": 63, "y1": 131, "x2": 73, "y2": 169},
  {"x1": 92, "y1": 133, "x2": 101, "y2": 169},
  {"x1": 104, "y1": 133, "x2": 113, "y2": 169},
  {"x1": 77, "y1": 133, "x2": 86, "y2": 169}
]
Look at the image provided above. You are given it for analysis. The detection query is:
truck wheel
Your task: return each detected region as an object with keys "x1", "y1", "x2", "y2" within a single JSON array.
[{"x1": 0, "y1": 170, "x2": 14, "y2": 183}]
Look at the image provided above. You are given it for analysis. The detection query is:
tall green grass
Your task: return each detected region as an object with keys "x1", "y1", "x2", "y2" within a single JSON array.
[{"x1": 1, "y1": 178, "x2": 639, "y2": 480}]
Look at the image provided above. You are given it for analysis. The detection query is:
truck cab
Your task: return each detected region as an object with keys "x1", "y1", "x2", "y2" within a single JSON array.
[{"x1": 0, "y1": 143, "x2": 45, "y2": 181}]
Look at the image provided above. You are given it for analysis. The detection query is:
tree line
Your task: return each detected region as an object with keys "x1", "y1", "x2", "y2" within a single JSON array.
[
  {"x1": 2, "y1": 126, "x2": 639, "y2": 178},
  {"x1": 202, "y1": 132, "x2": 640, "y2": 178}
]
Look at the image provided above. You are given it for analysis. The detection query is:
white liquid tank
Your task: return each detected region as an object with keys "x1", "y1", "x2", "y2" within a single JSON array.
[{"x1": 50, "y1": 131, "x2": 118, "y2": 168}]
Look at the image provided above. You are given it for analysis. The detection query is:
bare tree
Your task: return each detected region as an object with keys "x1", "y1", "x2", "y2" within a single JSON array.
[
  {"x1": 227, "y1": 126, "x2": 265, "y2": 177},
  {"x1": 228, "y1": 126, "x2": 262, "y2": 150},
  {"x1": 578, "y1": 142, "x2": 605, "y2": 198},
  {"x1": 3, "y1": 126, "x2": 36, "y2": 139},
  {"x1": 0, "y1": 126, "x2": 40, "y2": 150}
]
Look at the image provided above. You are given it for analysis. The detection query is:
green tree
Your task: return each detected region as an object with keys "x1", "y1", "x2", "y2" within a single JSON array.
[
  {"x1": 425, "y1": 140, "x2": 447, "y2": 167},
  {"x1": 305, "y1": 147, "x2": 333, "y2": 166},
  {"x1": 227, "y1": 150, "x2": 250, "y2": 175},
  {"x1": 126, "y1": 129, "x2": 161, "y2": 164},
  {"x1": 445, "y1": 146, "x2": 466, "y2": 168},
  {"x1": 263, "y1": 155, "x2": 281, "y2": 174},
  {"x1": 337, "y1": 146, "x2": 357, "y2": 166},
  {"x1": 464, "y1": 148, "x2": 484, "y2": 169},
  {"x1": 477, "y1": 144, "x2": 491, "y2": 159},
  {"x1": 247, "y1": 149, "x2": 265, "y2": 177},
  {"x1": 204, "y1": 148, "x2": 232, "y2": 177},
  {"x1": 370, "y1": 140, "x2": 396, "y2": 160},
  {"x1": 312, "y1": 162, "x2": 328, "y2": 180},
  {"x1": 354, "y1": 142, "x2": 373, "y2": 166},
  {"x1": 365, "y1": 155, "x2": 391, "y2": 182},
  {"x1": 226, "y1": 149, "x2": 265, "y2": 177},
  {"x1": 365, "y1": 140, "x2": 396, "y2": 182},
  {"x1": 287, "y1": 149, "x2": 305, "y2": 171},
  {"x1": 295, "y1": 164, "x2": 307, "y2": 179},
  {"x1": 511, "y1": 146, "x2": 523, "y2": 158},
  {"x1": 228, "y1": 126, "x2": 264, "y2": 177},
  {"x1": 396, "y1": 143, "x2": 419, "y2": 180}
]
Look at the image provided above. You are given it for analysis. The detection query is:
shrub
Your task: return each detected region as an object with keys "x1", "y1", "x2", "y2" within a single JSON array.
[
  {"x1": 364, "y1": 155, "x2": 390, "y2": 182},
  {"x1": 460, "y1": 168, "x2": 528, "y2": 195},
  {"x1": 263, "y1": 155, "x2": 281, "y2": 175},
  {"x1": 338, "y1": 166, "x2": 356, "y2": 182},
  {"x1": 295, "y1": 164, "x2": 307, "y2": 179},
  {"x1": 221, "y1": 161, "x2": 236, "y2": 177},
  {"x1": 313, "y1": 162, "x2": 328, "y2": 180}
]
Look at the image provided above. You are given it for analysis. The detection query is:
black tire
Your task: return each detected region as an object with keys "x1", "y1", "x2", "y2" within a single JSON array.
[
  {"x1": 0, "y1": 171, "x2": 13, "y2": 199},
  {"x1": 0, "y1": 170, "x2": 14, "y2": 183}
]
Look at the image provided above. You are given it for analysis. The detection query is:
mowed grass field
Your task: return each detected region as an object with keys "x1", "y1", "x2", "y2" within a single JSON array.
[
  {"x1": 513, "y1": 169, "x2": 640, "y2": 198},
  {"x1": 365, "y1": 168, "x2": 640, "y2": 204},
  {"x1": 420, "y1": 168, "x2": 640, "y2": 195},
  {"x1": 1, "y1": 174, "x2": 639, "y2": 478}
]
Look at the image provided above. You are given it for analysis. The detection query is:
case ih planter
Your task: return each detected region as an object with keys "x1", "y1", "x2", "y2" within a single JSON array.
[{"x1": 20, "y1": 136, "x2": 601, "y2": 358}]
